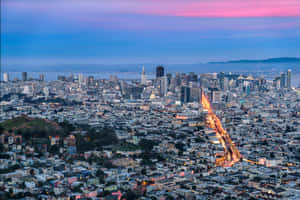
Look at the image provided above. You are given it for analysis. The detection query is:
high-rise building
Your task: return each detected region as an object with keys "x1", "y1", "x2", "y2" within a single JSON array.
[
  {"x1": 219, "y1": 72, "x2": 225, "y2": 90},
  {"x1": 67, "y1": 73, "x2": 74, "y2": 82},
  {"x1": 39, "y1": 74, "x2": 45, "y2": 82},
  {"x1": 160, "y1": 76, "x2": 168, "y2": 96},
  {"x1": 58, "y1": 75, "x2": 66, "y2": 81},
  {"x1": 280, "y1": 72, "x2": 286, "y2": 89},
  {"x1": 166, "y1": 73, "x2": 172, "y2": 85},
  {"x1": 180, "y1": 86, "x2": 190, "y2": 103},
  {"x1": 156, "y1": 66, "x2": 164, "y2": 79},
  {"x1": 141, "y1": 65, "x2": 147, "y2": 84},
  {"x1": 175, "y1": 72, "x2": 181, "y2": 86},
  {"x1": 87, "y1": 76, "x2": 94, "y2": 87},
  {"x1": 78, "y1": 74, "x2": 84, "y2": 84},
  {"x1": 3, "y1": 73, "x2": 9, "y2": 82},
  {"x1": 188, "y1": 72, "x2": 197, "y2": 83},
  {"x1": 273, "y1": 77, "x2": 281, "y2": 89},
  {"x1": 190, "y1": 87, "x2": 202, "y2": 102},
  {"x1": 287, "y1": 69, "x2": 292, "y2": 89},
  {"x1": 209, "y1": 88, "x2": 220, "y2": 103},
  {"x1": 22, "y1": 72, "x2": 27, "y2": 81}
]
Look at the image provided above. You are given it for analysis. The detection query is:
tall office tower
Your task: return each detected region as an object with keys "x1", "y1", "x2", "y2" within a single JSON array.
[
  {"x1": 67, "y1": 73, "x2": 74, "y2": 82},
  {"x1": 287, "y1": 69, "x2": 292, "y2": 89},
  {"x1": 87, "y1": 76, "x2": 94, "y2": 87},
  {"x1": 190, "y1": 87, "x2": 202, "y2": 102},
  {"x1": 280, "y1": 72, "x2": 286, "y2": 89},
  {"x1": 166, "y1": 73, "x2": 172, "y2": 85},
  {"x1": 182, "y1": 73, "x2": 189, "y2": 86},
  {"x1": 200, "y1": 73, "x2": 213, "y2": 88},
  {"x1": 273, "y1": 77, "x2": 281, "y2": 89},
  {"x1": 219, "y1": 72, "x2": 225, "y2": 90},
  {"x1": 175, "y1": 72, "x2": 181, "y2": 86},
  {"x1": 120, "y1": 80, "x2": 125, "y2": 96},
  {"x1": 180, "y1": 86, "x2": 190, "y2": 103},
  {"x1": 39, "y1": 74, "x2": 45, "y2": 82},
  {"x1": 22, "y1": 72, "x2": 27, "y2": 81},
  {"x1": 160, "y1": 76, "x2": 168, "y2": 96},
  {"x1": 58, "y1": 75, "x2": 66, "y2": 81},
  {"x1": 78, "y1": 74, "x2": 84, "y2": 84},
  {"x1": 109, "y1": 75, "x2": 118, "y2": 82},
  {"x1": 141, "y1": 65, "x2": 147, "y2": 84},
  {"x1": 156, "y1": 66, "x2": 164, "y2": 79},
  {"x1": 188, "y1": 72, "x2": 198, "y2": 83},
  {"x1": 209, "y1": 88, "x2": 220, "y2": 103},
  {"x1": 3, "y1": 73, "x2": 9, "y2": 82},
  {"x1": 224, "y1": 77, "x2": 229, "y2": 90}
]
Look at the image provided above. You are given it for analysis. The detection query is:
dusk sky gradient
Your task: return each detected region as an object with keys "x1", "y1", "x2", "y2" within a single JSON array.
[{"x1": 2, "y1": 0, "x2": 300, "y2": 64}]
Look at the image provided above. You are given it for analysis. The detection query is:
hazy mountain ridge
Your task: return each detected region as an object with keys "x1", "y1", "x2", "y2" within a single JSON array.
[{"x1": 208, "y1": 57, "x2": 300, "y2": 64}]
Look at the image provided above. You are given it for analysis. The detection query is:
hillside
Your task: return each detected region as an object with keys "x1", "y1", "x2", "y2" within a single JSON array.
[
  {"x1": 0, "y1": 116, "x2": 65, "y2": 139},
  {"x1": 1, "y1": 116, "x2": 61, "y2": 132}
]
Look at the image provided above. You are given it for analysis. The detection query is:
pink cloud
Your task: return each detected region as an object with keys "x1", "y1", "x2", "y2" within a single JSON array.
[
  {"x1": 4, "y1": 0, "x2": 300, "y2": 18},
  {"x1": 3, "y1": 0, "x2": 300, "y2": 36}
]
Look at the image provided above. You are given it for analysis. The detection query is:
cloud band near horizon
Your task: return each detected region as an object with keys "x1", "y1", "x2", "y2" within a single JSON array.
[
  {"x1": 2, "y1": 0, "x2": 300, "y2": 64},
  {"x1": 3, "y1": 0, "x2": 300, "y2": 18}
]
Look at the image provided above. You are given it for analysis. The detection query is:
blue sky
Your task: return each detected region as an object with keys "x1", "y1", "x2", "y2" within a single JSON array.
[{"x1": 2, "y1": 0, "x2": 300, "y2": 65}]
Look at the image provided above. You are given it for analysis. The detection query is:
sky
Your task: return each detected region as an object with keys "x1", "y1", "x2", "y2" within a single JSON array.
[{"x1": 1, "y1": 0, "x2": 300, "y2": 65}]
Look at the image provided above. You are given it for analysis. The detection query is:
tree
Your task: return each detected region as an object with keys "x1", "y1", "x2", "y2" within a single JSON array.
[
  {"x1": 121, "y1": 190, "x2": 138, "y2": 200},
  {"x1": 139, "y1": 139, "x2": 157, "y2": 152},
  {"x1": 175, "y1": 142, "x2": 185, "y2": 152},
  {"x1": 96, "y1": 169, "x2": 105, "y2": 183},
  {"x1": 166, "y1": 196, "x2": 175, "y2": 200},
  {"x1": 141, "y1": 168, "x2": 147, "y2": 175},
  {"x1": 0, "y1": 125, "x2": 4, "y2": 133}
]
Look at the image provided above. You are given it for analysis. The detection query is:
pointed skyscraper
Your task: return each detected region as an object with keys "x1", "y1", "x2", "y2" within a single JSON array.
[{"x1": 141, "y1": 65, "x2": 147, "y2": 84}]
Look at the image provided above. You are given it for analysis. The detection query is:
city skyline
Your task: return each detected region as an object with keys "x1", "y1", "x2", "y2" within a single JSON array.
[
  {"x1": 1, "y1": 1, "x2": 300, "y2": 199},
  {"x1": 2, "y1": 0, "x2": 300, "y2": 65}
]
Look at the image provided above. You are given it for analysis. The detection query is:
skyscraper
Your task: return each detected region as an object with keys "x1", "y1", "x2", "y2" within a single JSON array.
[
  {"x1": 87, "y1": 76, "x2": 94, "y2": 87},
  {"x1": 188, "y1": 72, "x2": 197, "y2": 83},
  {"x1": 166, "y1": 73, "x2": 172, "y2": 85},
  {"x1": 78, "y1": 74, "x2": 84, "y2": 84},
  {"x1": 67, "y1": 73, "x2": 74, "y2": 82},
  {"x1": 219, "y1": 72, "x2": 225, "y2": 90},
  {"x1": 280, "y1": 72, "x2": 286, "y2": 89},
  {"x1": 175, "y1": 72, "x2": 181, "y2": 86},
  {"x1": 190, "y1": 87, "x2": 202, "y2": 102},
  {"x1": 3, "y1": 73, "x2": 9, "y2": 82},
  {"x1": 22, "y1": 72, "x2": 27, "y2": 81},
  {"x1": 141, "y1": 65, "x2": 147, "y2": 84},
  {"x1": 287, "y1": 69, "x2": 292, "y2": 89},
  {"x1": 39, "y1": 74, "x2": 45, "y2": 82},
  {"x1": 156, "y1": 66, "x2": 164, "y2": 79},
  {"x1": 180, "y1": 86, "x2": 190, "y2": 103},
  {"x1": 160, "y1": 76, "x2": 168, "y2": 96}
]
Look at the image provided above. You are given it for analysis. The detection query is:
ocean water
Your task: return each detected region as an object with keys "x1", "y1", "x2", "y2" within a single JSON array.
[
  {"x1": 2, "y1": 62, "x2": 300, "y2": 86},
  {"x1": 4, "y1": 71, "x2": 300, "y2": 87},
  {"x1": 5, "y1": 71, "x2": 154, "y2": 81}
]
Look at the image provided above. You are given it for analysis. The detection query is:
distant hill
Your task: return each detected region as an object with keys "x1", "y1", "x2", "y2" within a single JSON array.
[
  {"x1": 208, "y1": 57, "x2": 300, "y2": 64},
  {"x1": 0, "y1": 116, "x2": 64, "y2": 138}
]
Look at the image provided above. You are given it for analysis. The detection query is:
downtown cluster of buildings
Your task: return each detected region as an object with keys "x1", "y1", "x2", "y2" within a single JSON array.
[{"x1": 0, "y1": 67, "x2": 299, "y2": 199}]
